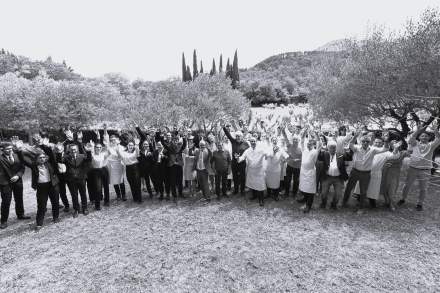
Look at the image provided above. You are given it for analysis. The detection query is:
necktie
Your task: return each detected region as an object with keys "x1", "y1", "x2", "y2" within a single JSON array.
[{"x1": 9, "y1": 155, "x2": 14, "y2": 164}]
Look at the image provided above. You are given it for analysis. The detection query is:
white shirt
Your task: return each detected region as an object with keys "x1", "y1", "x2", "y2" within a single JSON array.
[
  {"x1": 327, "y1": 153, "x2": 340, "y2": 176},
  {"x1": 239, "y1": 146, "x2": 266, "y2": 169},
  {"x1": 196, "y1": 149, "x2": 207, "y2": 170},
  {"x1": 119, "y1": 149, "x2": 139, "y2": 166},
  {"x1": 91, "y1": 153, "x2": 108, "y2": 169},
  {"x1": 37, "y1": 165, "x2": 51, "y2": 183},
  {"x1": 351, "y1": 146, "x2": 385, "y2": 171}
]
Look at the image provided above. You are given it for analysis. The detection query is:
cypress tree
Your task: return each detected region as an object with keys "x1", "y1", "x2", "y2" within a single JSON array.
[
  {"x1": 219, "y1": 54, "x2": 223, "y2": 73},
  {"x1": 225, "y1": 58, "x2": 231, "y2": 78},
  {"x1": 210, "y1": 58, "x2": 216, "y2": 76},
  {"x1": 182, "y1": 52, "x2": 187, "y2": 82},
  {"x1": 200, "y1": 60, "x2": 204, "y2": 73},
  {"x1": 186, "y1": 65, "x2": 192, "y2": 81},
  {"x1": 231, "y1": 50, "x2": 239, "y2": 89},
  {"x1": 193, "y1": 50, "x2": 198, "y2": 80}
]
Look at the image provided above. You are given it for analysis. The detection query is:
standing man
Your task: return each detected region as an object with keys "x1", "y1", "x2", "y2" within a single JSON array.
[
  {"x1": 162, "y1": 132, "x2": 187, "y2": 201},
  {"x1": 398, "y1": 121, "x2": 440, "y2": 211},
  {"x1": 193, "y1": 140, "x2": 212, "y2": 201},
  {"x1": 282, "y1": 127, "x2": 302, "y2": 198},
  {"x1": 0, "y1": 143, "x2": 30, "y2": 229},
  {"x1": 211, "y1": 141, "x2": 231, "y2": 200},
  {"x1": 318, "y1": 141, "x2": 351, "y2": 209},
  {"x1": 56, "y1": 144, "x2": 92, "y2": 217},
  {"x1": 222, "y1": 121, "x2": 249, "y2": 195}
]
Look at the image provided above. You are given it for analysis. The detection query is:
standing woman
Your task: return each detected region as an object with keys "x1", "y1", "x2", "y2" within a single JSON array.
[
  {"x1": 265, "y1": 137, "x2": 289, "y2": 201},
  {"x1": 298, "y1": 128, "x2": 322, "y2": 213},
  {"x1": 89, "y1": 142, "x2": 111, "y2": 209},
  {"x1": 183, "y1": 136, "x2": 197, "y2": 195},
  {"x1": 117, "y1": 140, "x2": 142, "y2": 203},
  {"x1": 152, "y1": 142, "x2": 168, "y2": 200},
  {"x1": 138, "y1": 140, "x2": 155, "y2": 198},
  {"x1": 104, "y1": 132, "x2": 127, "y2": 201}
]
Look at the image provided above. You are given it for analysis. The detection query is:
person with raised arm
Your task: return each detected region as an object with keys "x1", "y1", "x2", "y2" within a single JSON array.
[
  {"x1": 265, "y1": 137, "x2": 289, "y2": 201},
  {"x1": 56, "y1": 143, "x2": 92, "y2": 217},
  {"x1": 15, "y1": 140, "x2": 61, "y2": 230},
  {"x1": 342, "y1": 129, "x2": 391, "y2": 214},
  {"x1": 193, "y1": 140, "x2": 212, "y2": 201},
  {"x1": 104, "y1": 127, "x2": 127, "y2": 202},
  {"x1": 298, "y1": 127, "x2": 322, "y2": 213},
  {"x1": 237, "y1": 137, "x2": 268, "y2": 206},
  {"x1": 282, "y1": 125, "x2": 302, "y2": 199},
  {"x1": 211, "y1": 141, "x2": 231, "y2": 200},
  {"x1": 116, "y1": 139, "x2": 142, "y2": 203},
  {"x1": 398, "y1": 120, "x2": 440, "y2": 211},
  {"x1": 88, "y1": 140, "x2": 111, "y2": 209},
  {"x1": 221, "y1": 120, "x2": 249, "y2": 196}
]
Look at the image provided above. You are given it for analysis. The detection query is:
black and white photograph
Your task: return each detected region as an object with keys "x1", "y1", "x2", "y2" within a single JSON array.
[{"x1": 1, "y1": 0, "x2": 440, "y2": 292}]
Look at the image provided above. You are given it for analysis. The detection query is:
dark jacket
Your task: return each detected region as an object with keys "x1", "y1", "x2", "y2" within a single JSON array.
[
  {"x1": 161, "y1": 138, "x2": 187, "y2": 167},
  {"x1": 211, "y1": 150, "x2": 231, "y2": 173},
  {"x1": 17, "y1": 149, "x2": 59, "y2": 190},
  {"x1": 0, "y1": 152, "x2": 25, "y2": 186},
  {"x1": 57, "y1": 151, "x2": 92, "y2": 181},
  {"x1": 138, "y1": 149, "x2": 155, "y2": 173},
  {"x1": 223, "y1": 127, "x2": 249, "y2": 162},
  {"x1": 193, "y1": 148, "x2": 212, "y2": 171},
  {"x1": 318, "y1": 151, "x2": 352, "y2": 181}
]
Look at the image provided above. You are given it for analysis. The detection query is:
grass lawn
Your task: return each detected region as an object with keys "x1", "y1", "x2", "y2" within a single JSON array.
[{"x1": 0, "y1": 169, "x2": 439, "y2": 293}]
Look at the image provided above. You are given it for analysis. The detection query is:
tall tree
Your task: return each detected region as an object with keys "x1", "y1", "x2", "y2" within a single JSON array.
[
  {"x1": 219, "y1": 54, "x2": 223, "y2": 73},
  {"x1": 200, "y1": 60, "x2": 204, "y2": 73},
  {"x1": 231, "y1": 50, "x2": 239, "y2": 89},
  {"x1": 193, "y1": 50, "x2": 198, "y2": 80},
  {"x1": 210, "y1": 59, "x2": 217, "y2": 76},
  {"x1": 225, "y1": 58, "x2": 231, "y2": 79},
  {"x1": 186, "y1": 65, "x2": 192, "y2": 81},
  {"x1": 182, "y1": 53, "x2": 187, "y2": 82}
]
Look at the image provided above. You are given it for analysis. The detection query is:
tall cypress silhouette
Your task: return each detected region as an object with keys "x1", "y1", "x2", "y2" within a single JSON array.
[
  {"x1": 231, "y1": 50, "x2": 239, "y2": 89},
  {"x1": 210, "y1": 59, "x2": 216, "y2": 76},
  {"x1": 225, "y1": 58, "x2": 231, "y2": 79},
  {"x1": 200, "y1": 60, "x2": 204, "y2": 73},
  {"x1": 182, "y1": 53, "x2": 187, "y2": 81},
  {"x1": 186, "y1": 65, "x2": 192, "y2": 81},
  {"x1": 219, "y1": 54, "x2": 223, "y2": 73},
  {"x1": 193, "y1": 50, "x2": 198, "y2": 80}
]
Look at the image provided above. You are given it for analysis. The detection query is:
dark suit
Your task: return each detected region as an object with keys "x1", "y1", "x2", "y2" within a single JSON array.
[
  {"x1": 193, "y1": 148, "x2": 212, "y2": 199},
  {"x1": 162, "y1": 138, "x2": 187, "y2": 198},
  {"x1": 318, "y1": 151, "x2": 351, "y2": 207},
  {"x1": 223, "y1": 127, "x2": 249, "y2": 194},
  {"x1": 152, "y1": 150, "x2": 168, "y2": 197},
  {"x1": 57, "y1": 151, "x2": 92, "y2": 212},
  {"x1": 20, "y1": 154, "x2": 60, "y2": 226},
  {"x1": 0, "y1": 152, "x2": 26, "y2": 223}
]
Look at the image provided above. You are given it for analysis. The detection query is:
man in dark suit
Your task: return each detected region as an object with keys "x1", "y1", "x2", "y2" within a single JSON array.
[
  {"x1": 56, "y1": 144, "x2": 92, "y2": 217},
  {"x1": 17, "y1": 142, "x2": 60, "y2": 230},
  {"x1": 317, "y1": 141, "x2": 352, "y2": 209},
  {"x1": 193, "y1": 140, "x2": 212, "y2": 201},
  {"x1": 0, "y1": 143, "x2": 30, "y2": 229}
]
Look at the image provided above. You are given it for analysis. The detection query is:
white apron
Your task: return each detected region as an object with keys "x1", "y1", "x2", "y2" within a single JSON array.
[
  {"x1": 107, "y1": 145, "x2": 126, "y2": 185},
  {"x1": 299, "y1": 147, "x2": 318, "y2": 194},
  {"x1": 367, "y1": 152, "x2": 394, "y2": 200},
  {"x1": 240, "y1": 147, "x2": 267, "y2": 191},
  {"x1": 265, "y1": 150, "x2": 288, "y2": 189}
]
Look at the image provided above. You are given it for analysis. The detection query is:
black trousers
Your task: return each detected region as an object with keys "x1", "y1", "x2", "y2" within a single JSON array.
[
  {"x1": 166, "y1": 165, "x2": 183, "y2": 198},
  {"x1": 302, "y1": 191, "x2": 315, "y2": 209},
  {"x1": 215, "y1": 171, "x2": 228, "y2": 197},
  {"x1": 153, "y1": 166, "x2": 166, "y2": 196},
  {"x1": 285, "y1": 166, "x2": 300, "y2": 196},
  {"x1": 231, "y1": 160, "x2": 246, "y2": 193},
  {"x1": 114, "y1": 182, "x2": 126, "y2": 199},
  {"x1": 36, "y1": 182, "x2": 60, "y2": 226},
  {"x1": 0, "y1": 179, "x2": 25, "y2": 223},
  {"x1": 342, "y1": 169, "x2": 371, "y2": 209},
  {"x1": 89, "y1": 168, "x2": 109, "y2": 204},
  {"x1": 58, "y1": 173, "x2": 70, "y2": 208},
  {"x1": 267, "y1": 188, "x2": 279, "y2": 198},
  {"x1": 141, "y1": 168, "x2": 154, "y2": 195},
  {"x1": 126, "y1": 164, "x2": 142, "y2": 202},
  {"x1": 67, "y1": 179, "x2": 88, "y2": 212}
]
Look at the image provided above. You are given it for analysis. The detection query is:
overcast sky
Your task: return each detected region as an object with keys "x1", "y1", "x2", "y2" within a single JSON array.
[{"x1": 1, "y1": 0, "x2": 437, "y2": 81}]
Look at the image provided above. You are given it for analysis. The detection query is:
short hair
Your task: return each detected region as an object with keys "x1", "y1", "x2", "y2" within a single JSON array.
[
  {"x1": 70, "y1": 144, "x2": 78, "y2": 149},
  {"x1": 327, "y1": 140, "x2": 337, "y2": 147},
  {"x1": 109, "y1": 135, "x2": 118, "y2": 140},
  {"x1": 3, "y1": 142, "x2": 13, "y2": 149},
  {"x1": 360, "y1": 136, "x2": 371, "y2": 142}
]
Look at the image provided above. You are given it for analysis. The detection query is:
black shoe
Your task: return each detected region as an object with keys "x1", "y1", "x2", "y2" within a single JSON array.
[
  {"x1": 165, "y1": 195, "x2": 170, "y2": 201},
  {"x1": 18, "y1": 215, "x2": 31, "y2": 220},
  {"x1": 59, "y1": 204, "x2": 64, "y2": 209},
  {"x1": 116, "y1": 197, "x2": 121, "y2": 201},
  {"x1": 320, "y1": 202, "x2": 327, "y2": 209},
  {"x1": 274, "y1": 195, "x2": 280, "y2": 201},
  {"x1": 397, "y1": 199, "x2": 405, "y2": 206},
  {"x1": 330, "y1": 204, "x2": 338, "y2": 210},
  {"x1": 233, "y1": 190, "x2": 238, "y2": 195},
  {"x1": 173, "y1": 197, "x2": 177, "y2": 203},
  {"x1": 34, "y1": 225, "x2": 42, "y2": 231},
  {"x1": 297, "y1": 197, "x2": 306, "y2": 204},
  {"x1": 217, "y1": 195, "x2": 221, "y2": 201},
  {"x1": 149, "y1": 193, "x2": 154, "y2": 199},
  {"x1": 416, "y1": 204, "x2": 423, "y2": 211},
  {"x1": 72, "y1": 210, "x2": 79, "y2": 218},
  {"x1": 63, "y1": 207, "x2": 70, "y2": 213},
  {"x1": 0, "y1": 222, "x2": 7, "y2": 229},
  {"x1": 103, "y1": 201, "x2": 109, "y2": 207},
  {"x1": 53, "y1": 218, "x2": 61, "y2": 223},
  {"x1": 121, "y1": 197, "x2": 127, "y2": 202},
  {"x1": 83, "y1": 209, "x2": 89, "y2": 215},
  {"x1": 159, "y1": 195, "x2": 164, "y2": 201},
  {"x1": 95, "y1": 206, "x2": 101, "y2": 211},
  {"x1": 303, "y1": 206, "x2": 311, "y2": 213},
  {"x1": 259, "y1": 199, "x2": 264, "y2": 206}
]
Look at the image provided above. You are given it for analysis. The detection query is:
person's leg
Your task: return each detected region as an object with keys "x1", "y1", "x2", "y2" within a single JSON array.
[
  {"x1": 165, "y1": 167, "x2": 172, "y2": 198},
  {"x1": 202, "y1": 170, "x2": 210, "y2": 200},
  {"x1": 342, "y1": 170, "x2": 359, "y2": 206},
  {"x1": 306, "y1": 192, "x2": 314, "y2": 211},
  {"x1": 221, "y1": 172, "x2": 227, "y2": 197},
  {"x1": 332, "y1": 178, "x2": 344, "y2": 209},
  {"x1": 215, "y1": 173, "x2": 221, "y2": 198},
  {"x1": 87, "y1": 171, "x2": 94, "y2": 203},
  {"x1": 119, "y1": 182, "x2": 126, "y2": 201},
  {"x1": 102, "y1": 167, "x2": 110, "y2": 204},
  {"x1": 94, "y1": 170, "x2": 103, "y2": 209},
  {"x1": 358, "y1": 172, "x2": 371, "y2": 211},
  {"x1": 176, "y1": 165, "x2": 184, "y2": 198},
  {"x1": 401, "y1": 167, "x2": 417, "y2": 202},
  {"x1": 114, "y1": 184, "x2": 121, "y2": 200},
  {"x1": 231, "y1": 161, "x2": 239, "y2": 194},
  {"x1": 67, "y1": 182, "x2": 80, "y2": 213},
  {"x1": 273, "y1": 188, "x2": 279, "y2": 201},
  {"x1": 134, "y1": 166, "x2": 142, "y2": 202},
  {"x1": 284, "y1": 166, "x2": 293, "y2": 197},
  {"x1": 292, "y1": 168, "x2": 300, "y2": 197},
  {"x1": 77, "y1": 181, "x2": 88, "y2": 213},
  {"x1": 417, "y1": 170, "x2": 429, "y2": 208},
  {"x1": 12, "y1": 180, "x2": 25, "y2": 218},
  {"x1": 239, "y1": 162, "x2": 247, "y2": 194},
  {"x1": 0, "y1": 185, "x2": 12, "y2": 225},
  {"x1": 145, "y1": 171, "x2": 153, "y2": 196},
  {"x1": 35, "y1": 184, "x2": 49, "y2": 226},
  {"x1": 320, "y1": 178, "x2": 331, "y2": 208},
  {"x1": 258, "y1": 190, "x2": 264, "y2": 206},
  {"x1": 49, "y1": 185, "x2": 60, "y2": 221},
  {"x1": 58, "y1": 175, "x2": 70, "y2": 209}
]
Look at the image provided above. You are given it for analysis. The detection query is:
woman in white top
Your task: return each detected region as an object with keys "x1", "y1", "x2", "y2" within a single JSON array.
[
  {"x1": 265, "y1": 137, "x2": 289, "y2": 200},
  {"x1": 298, "y1": 128, "x2": 322, "y2": 213},
  {"x1": 117, "y1": 139, "x2": 142, "y2": 203},
  {"x1": 105, "y1": 134, "x2": 127, "y2": 201},
  {"x1": 89, "y1": 142, "x2": 111, "y2": 209}
]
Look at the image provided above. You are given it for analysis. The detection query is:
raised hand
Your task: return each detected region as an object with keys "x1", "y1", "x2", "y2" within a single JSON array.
[
  {"x1": 134, "y1": 137, "x2": 140, "y2": 145},
  {"x1": 64, "y1": 129, "x2": 73, "y2": 141},
  {"x1": 84, "y1": 143, "x2": 93, "y2": 152},
  {"x1": 42, "y1": 137, "x2": 50, "y2": 146},
  {"x1": 14, "y1": 139, "x2": 24, "y2": 150},
  {"x1": 55, "y1": 143, "x2": 64, "y2": 153},
  {"x1": 77, "y1": 131, "x2": 83, "y2": 141}
]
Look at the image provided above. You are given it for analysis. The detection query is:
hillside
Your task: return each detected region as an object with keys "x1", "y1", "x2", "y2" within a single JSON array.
[{"x1": 239, "y1": 42, "x2": 347, "y2": 106}]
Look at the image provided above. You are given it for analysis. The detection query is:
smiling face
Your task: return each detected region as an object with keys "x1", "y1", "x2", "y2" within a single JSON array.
[
  {"x1": 249, "y1": 137, "x2": 257, "y2": 148},
  {"x1": 142, "y1": 141, "x2": 149, "y2": 150},
  {"x1": 166, "y1": 132, "x2": 172, "y2": 141},
  {"x1": 419, "y1": 132, "x2": 430, "y2": 144},
  {"x1": 37, "y1": 153, "x2": 47, "y2": 165},
  {"x1": 70, "y1": 145, "x2": 78, "y2": 155},
  {"x1": 307, "y1": 139, "x2": 316, "y2": 150},
  {"x1": 373, "y1": 138, "x2": 384, "y2": 148},
  {"x1": 127, "y1": 142, "x2": 135, "y2": 152},
  {"x1": 94, "y1": 143, "x2": 102, "y2": 155},
  {"x1": 3, "y1": 145, "x2": 13, "y2": 157}
]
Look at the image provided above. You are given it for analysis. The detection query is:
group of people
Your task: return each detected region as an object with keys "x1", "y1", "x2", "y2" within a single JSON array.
[{"x1": 0, "y1": 110, "x2": 439, "y2": 231}]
